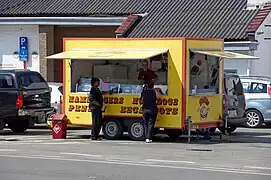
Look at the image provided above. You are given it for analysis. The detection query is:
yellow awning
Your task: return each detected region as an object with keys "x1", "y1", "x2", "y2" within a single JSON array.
[
  {"x1": 193, "y1": 50, "x2": 258, "y2": 59},
  {"x1": 46, "y1": 48, "x2": 168, "y2": 60}
]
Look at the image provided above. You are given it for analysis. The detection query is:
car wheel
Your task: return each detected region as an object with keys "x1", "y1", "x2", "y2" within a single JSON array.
[
  {"x1": 128, "y1": 120, "x2": 144, "y2": 141},
  {"x1": 218, "y1": 125, "x2": 237, "y2": 134},
  {"x1": 245, "y1": 109, "x2": 263, "y2": 128},
  {"x1": 9, "y1": 120, "x2": 29, "y2": 133},
  {"x1": 102, "y1": 119, "x2": 123, "y2": 140},
  {"x1": 166, "y1": 130, "x2": 182, "y2": 140}
]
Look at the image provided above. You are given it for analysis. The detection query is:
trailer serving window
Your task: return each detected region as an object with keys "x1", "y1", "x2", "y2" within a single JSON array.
[
  {"x1": 189, "y1": 50, "x2": 258, "y2": 96},
  {"x1": 46, "y1": 49, "x2": 169, "y2": 95}
]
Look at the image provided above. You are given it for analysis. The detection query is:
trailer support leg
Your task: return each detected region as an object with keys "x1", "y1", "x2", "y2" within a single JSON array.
[
  {"x1": 220, "y1": 114, "x2": 230, "y2": 143},
  {"x1": 187, "y1": 116, "x2": 192, "y2": 144}
]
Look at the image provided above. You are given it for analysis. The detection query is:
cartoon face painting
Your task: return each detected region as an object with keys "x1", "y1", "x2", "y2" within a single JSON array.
[{"x1": 198, "y1": 97, "x2": 210, "y2": 121}]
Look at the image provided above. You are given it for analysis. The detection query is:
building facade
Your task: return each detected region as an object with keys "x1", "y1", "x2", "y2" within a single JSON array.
[{"x1": 0, "y1": 25, "x2": 40, "y2": 72}]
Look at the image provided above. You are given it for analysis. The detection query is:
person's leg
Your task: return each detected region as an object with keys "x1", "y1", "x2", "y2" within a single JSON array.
[
  {"x1": 147, "y1": 113, "x2": 157, "y2": 141},
  {"x1": 91, "y1": 108, "x2": 98, "y2": 140},
  {"x1": 143, "y1": 111, "x2": 149, "y2": 140},
  {"x1": 96, "y1": 109, "x2": 103, "y2": 139}
]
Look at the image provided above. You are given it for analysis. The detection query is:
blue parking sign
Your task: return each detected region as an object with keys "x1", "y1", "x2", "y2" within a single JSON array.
[{"x1": 19, "y1": 37, "x2": 28, "y2": 62}]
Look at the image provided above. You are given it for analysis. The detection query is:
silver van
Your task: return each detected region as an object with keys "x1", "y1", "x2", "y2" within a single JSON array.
[{"x1": 210, "y1": 73, "x2": 246, "y2": 133}]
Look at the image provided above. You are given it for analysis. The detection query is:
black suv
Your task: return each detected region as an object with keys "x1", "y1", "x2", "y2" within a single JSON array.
[{"x1": 0, "y1": 70, "x2": 54, "y2": 133}]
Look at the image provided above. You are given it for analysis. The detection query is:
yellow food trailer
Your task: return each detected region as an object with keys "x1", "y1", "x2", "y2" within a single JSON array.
[{"x1": 46, "y1": 38, "x2": 256, "y2": 140}]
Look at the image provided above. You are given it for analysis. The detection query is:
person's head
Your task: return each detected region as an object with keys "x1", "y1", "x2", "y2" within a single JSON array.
[
  {"x1": 147, "y1": 81, "x2": 154, "y2": 89},
  {"x1": 142, "y1": 60, "x2": 149, "y2": 71},
  {"x1": 91, "y1": 77, "x2": 100, "y2": 87}
]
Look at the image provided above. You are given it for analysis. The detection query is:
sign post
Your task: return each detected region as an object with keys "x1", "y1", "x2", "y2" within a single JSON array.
[{"x1": 19, "y1": 37, "x2": 28, "y2": 69}]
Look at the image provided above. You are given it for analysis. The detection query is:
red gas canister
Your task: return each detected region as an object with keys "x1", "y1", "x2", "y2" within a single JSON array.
[{"x1": 52, "y1": 114, "x2": 67, "y2": 139}]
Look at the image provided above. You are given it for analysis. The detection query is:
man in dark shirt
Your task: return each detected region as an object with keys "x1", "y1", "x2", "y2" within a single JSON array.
[
  {"x1": 141, "y1": 81, "x2": 159, "y2": 143},
  {"x1": 89, "y1": 77, "x2": 104, "y2": 140},
  {"x1": 138, "y1": 60, "x2": 158, "y2": 85}
]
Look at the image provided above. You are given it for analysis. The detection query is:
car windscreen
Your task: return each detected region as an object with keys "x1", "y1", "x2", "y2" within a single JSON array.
[{"x1": 17, "y1": 72, "x2": 48, "y2": 89}]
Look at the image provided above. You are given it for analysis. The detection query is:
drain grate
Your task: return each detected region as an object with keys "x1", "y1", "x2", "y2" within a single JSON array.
[{"x1": 186, "y1": 148, "x2": 213, "y2": 152}]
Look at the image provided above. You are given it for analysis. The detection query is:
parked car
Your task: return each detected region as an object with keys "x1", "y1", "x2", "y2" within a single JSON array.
[
  {"x1": 48, "y1": 82, "x2": 63, "y2": 113},
  {"x1": 0, "y1": 69, "x2": 54, "y2": 133},
  {"x1": 240, "y1": 76, "x2": 271, "y2": 128},
  {"x1": 215, "y1": 73, "x2": 247, "y2": 133}
]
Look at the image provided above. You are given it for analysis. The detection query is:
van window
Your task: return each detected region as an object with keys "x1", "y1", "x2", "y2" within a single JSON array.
[
  {"x1": 235, "y1": 78, "x2": 244, "y2": 95},
  {"x1": 58, "y1": 86, "x2": 63, "y2": 94},
  {"x1": 242, "y1": 82, "x2": 249, "y2": 93},
  {"x1": 0, "y1": 74, "x2": 15, "y2": 88},
  {"x1": 17, "y1": 72, "x2": 48, "y2": 89},
  {"x1": 225, "y1": 75, "x2": 244, "y2": 96},
  {"x1": 251, "y1": 82, "x2": 267, "y2": 93}
]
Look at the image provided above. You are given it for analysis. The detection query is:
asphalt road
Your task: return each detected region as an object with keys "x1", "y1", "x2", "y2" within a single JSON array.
[{"x1": 1, "y1": 127, "x2": 271, "y2": 180}]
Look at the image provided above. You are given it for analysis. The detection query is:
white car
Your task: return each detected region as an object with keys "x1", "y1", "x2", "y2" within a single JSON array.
[{"x1": 48, "y1": 82, "x2": 63, "y2": 113}]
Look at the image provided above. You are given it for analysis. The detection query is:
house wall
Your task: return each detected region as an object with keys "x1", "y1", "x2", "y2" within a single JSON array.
[
  {"x1": 224, "y1": 50, "x2": 251, "y2": 76},
  {"x1": 53, "y1": 26, "x2": 118, "y2": 82},
  {"x1": 0, "y1": 25, "x2": 40, "y2": 72},
  {"x1": 252, "y1": 12, "x2": 271, "y2": 77}
]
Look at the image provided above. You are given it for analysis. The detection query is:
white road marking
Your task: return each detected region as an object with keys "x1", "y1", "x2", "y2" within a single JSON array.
[
  {"x1": 30, "y1": 155, "x2": 62, "y2": 158},
  {"x1": 0, "y1": 154, "x2": 271, "y2": 176},
  {"x1": 146, "y1": 159, "x2": 195, "y2": 164},
  {"x1": 61, "y1": 152, "x2": 103, "y2": 158},
  {"x1": 245, "y1": 166, "x2": 271, "y2": 170},
  {"x1": 0, "y1": 149, "x2": 17, "y2": 152}
]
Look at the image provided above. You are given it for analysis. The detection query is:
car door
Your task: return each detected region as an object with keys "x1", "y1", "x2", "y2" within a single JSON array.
[
  {"x1": 0, "y1": 74, "x2": 18, "y2": 118},
  {"x1": 249, "y1": 81, "x2": 271, "y2": 119}
]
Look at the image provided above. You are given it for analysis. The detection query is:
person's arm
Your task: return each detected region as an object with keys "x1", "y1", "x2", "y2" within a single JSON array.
[
  {"x1": 151, "y1": 71, "x2": 158, "y2": 82},
  {"x1": 138, "y1": 71, "x2": 145, "y2": 84},
  {"x1": 89, "y1": 89, "x2": 101, "y2": 107},
  {"x1": 154, "y1": 89, "x2": 161, "y2": 98}
]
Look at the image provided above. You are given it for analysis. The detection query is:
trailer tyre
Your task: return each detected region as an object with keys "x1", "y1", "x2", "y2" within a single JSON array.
[
  {"x1": 218, "y1": 125, "x2": 237, "y2": 134},
  {"x1": 128, "y1": 120, "x2": 144, "y2": 141},
  {"x1": 166, "y1": 130, "x2": 182, "y2": 141},
  {"x1": 0, "y1": 119, "x2": 4, "y2": 131},
  {"x1": 102, "y1": 119, "x2": 123, "y2": 140},
  {"x1": 9, "y1": 120, "x2": 29, "y2": 133}
]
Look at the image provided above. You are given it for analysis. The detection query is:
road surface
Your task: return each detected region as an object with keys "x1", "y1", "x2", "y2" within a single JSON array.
[{"x1": 0, "y1": 127, "x2": 271, "y2": 180}]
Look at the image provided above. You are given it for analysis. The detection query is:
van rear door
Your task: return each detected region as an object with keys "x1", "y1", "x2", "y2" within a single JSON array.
[
  {"x1": 16, "y1": 71, "x2": 51, "y2": 109},
  {"x1": 224, "y1": 75, "x2": 246, "y2": 118}
]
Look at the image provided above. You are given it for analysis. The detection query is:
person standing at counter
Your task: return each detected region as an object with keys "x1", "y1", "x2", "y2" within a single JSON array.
[
  {"x1": 138, "y1": 59, "x2": 158, "y2": 85},
  {"x1": 89, "y1": 77, "x2": 104, "y2": 140},
  {"x1": 141, "y1": 81, "x2": 159, "y2": 143}
]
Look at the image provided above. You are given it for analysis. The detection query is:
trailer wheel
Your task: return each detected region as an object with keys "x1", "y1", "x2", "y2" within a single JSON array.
[
  {"x1": 0, "y1": 119, "x2": 4, "y2": 131},
  {"x1": 166, "y1": 130, "x2": 182, "y2": 141},
  {"x1": 102, "y1": 119, "x2": 123, "y2": 140},
  {"x1": 208, "y1": 127, "x2": 217, "y2": 133},
  {"x1": 218, "y1": 125, "x2": 237, "y2": 134},
  {"x1": 128, "y1": 120, "x2": 144, "y2": 141}
]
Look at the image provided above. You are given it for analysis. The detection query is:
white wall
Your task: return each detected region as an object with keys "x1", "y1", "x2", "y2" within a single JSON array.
[
  {"x1": 251, "y1": 12, "x2": 271, "y2": 77},
  {"x1": 0, "y1": 25, "x2": 40, "y2": 72},
  {"x1": 224, "y1": 50, "x2": 250, "y2": 75}
]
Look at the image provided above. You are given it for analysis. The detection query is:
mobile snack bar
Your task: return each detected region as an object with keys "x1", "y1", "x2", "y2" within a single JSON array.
[{"x1": 46, "y1": 38, "x2": 257, "y2": 140}]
